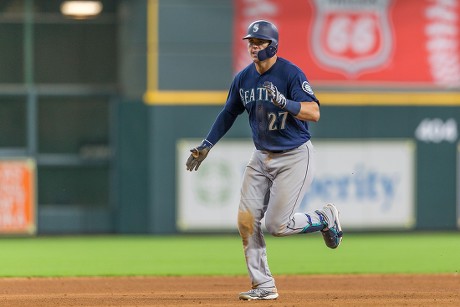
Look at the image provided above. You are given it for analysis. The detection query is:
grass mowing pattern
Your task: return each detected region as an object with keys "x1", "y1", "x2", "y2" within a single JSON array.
[{"x1": 0, "y1": 233, "x2": 458, "y2": 277}]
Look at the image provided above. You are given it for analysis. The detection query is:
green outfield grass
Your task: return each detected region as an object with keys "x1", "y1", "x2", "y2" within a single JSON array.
[{"x1": 0, "y1": 232, "x2": 458, "y2": 277}]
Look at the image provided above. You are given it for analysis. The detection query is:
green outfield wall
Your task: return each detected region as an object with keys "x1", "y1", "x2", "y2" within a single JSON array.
[
  {"x1": 116, "y1": 0, "x2": 459, "y2": 233},
  {"x1": 1, "y1": 0, "x2": 458, "y2": 234},
  {"x1": 115, "y1": 102, "x2": 459, "y2": 233}
]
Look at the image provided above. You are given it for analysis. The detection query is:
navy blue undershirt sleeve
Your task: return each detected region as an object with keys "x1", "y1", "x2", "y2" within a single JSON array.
[{"x1": 204, "y1": 108, "x2": 238, "y2": 146}]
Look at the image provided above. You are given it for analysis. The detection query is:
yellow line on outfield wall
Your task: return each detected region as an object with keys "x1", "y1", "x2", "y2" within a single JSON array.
[
  {"x1": 320, "y1": 92, "x2": 460, "y2": 106},
  {"x1": 146, "y1": 0, "x2": 158, "y2": 94},
  {"x1": 144, "y1": 90, "x2": 460, "y2": 106},
  {"x1": 144, "y1": 90, "x2": 227, "y2": 105}
]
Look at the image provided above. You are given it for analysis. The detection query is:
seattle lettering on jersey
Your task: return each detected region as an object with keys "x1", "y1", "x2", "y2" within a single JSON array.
[{"x1": 239, "y1": 87, "x2": 270, "y2": 105}]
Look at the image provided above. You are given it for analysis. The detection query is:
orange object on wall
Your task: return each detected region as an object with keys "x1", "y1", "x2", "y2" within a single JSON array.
[{"x1": 0, "y1": 160, "x2": 36, "y2": 235}]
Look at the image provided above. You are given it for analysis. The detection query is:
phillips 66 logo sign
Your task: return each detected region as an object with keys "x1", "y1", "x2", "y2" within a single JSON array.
[
  {"x1": 234, "y1": 0, "x2": 460, "y2": 87},
  {"x1": 311, "y1": 0, "x2": 393, "y2": 76}
]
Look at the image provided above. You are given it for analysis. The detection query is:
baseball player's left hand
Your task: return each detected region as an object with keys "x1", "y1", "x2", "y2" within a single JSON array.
[
  {"x1": 264, "y1": 81, "x2": 286, "y2": 108},
  {"x1": 186, "y1": 143, "x2": 211, "y2": 171}
]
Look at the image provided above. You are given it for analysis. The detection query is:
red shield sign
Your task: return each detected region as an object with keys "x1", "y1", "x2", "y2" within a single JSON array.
[{"x1": 311, "y1": 0, "x2": 393, "y2": 77}]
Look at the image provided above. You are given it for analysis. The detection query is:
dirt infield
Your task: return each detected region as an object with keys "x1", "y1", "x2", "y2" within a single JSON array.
[{"x1": 0, "y1": 274, "x2": 458, "y2": 306}]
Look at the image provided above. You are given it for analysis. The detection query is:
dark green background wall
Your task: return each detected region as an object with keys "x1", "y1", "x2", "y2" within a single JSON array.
[
  {"x1": 114, "y1": 0, "x2": 459, "y2": 233},
  {"x1": 132, "y1": 105, "x2": 457, "y2": 232}
]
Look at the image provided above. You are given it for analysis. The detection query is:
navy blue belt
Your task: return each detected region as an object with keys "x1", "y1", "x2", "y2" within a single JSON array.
[{"x1": 269, "y1": 149, "x2": 292, "y2": 153}]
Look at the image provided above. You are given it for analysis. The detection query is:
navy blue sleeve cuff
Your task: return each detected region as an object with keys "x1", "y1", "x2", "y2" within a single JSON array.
[
  {"x1": 284, "y1": 99, "x2": 301, "y2": 116},
  {"x1": 201, "y1": 139, "x2": 214, "y2": 148}
]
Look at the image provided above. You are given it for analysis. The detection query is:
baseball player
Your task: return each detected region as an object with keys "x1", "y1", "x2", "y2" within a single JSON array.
[{"x1": 186, "y1": 20, "x2": 343, "y2": 300}]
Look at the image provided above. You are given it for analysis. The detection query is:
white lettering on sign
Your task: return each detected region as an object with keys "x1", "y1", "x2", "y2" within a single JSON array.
[
  {"x1": 415, "y1": 118, "x2": 458, "y2": 143},
  {"x1": 311, "y1": 0, "x2": 393, "y2": 76},
  {"x1": 326, "y1": 15, "x2": 377, "y2": 55},
  {"x1": 425, "y1": 0, "x2": 460, "y2": 87}
]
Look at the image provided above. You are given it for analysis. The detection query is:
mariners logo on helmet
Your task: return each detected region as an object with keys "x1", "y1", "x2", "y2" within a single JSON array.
[{"x1": 253, "y1": 23, "x2": 259, "y2": 32}]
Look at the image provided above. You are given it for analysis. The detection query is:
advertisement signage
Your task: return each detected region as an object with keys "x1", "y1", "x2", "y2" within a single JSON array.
[
  {"x1": 177, "y1": 139, "x2": 415, "y2": 231},
  {"x1": 234, "y1": 0, "x2": 460, "y2": 88},
  {"x1": 0, "y1": 159, "x2": 36, "y2": 235}
]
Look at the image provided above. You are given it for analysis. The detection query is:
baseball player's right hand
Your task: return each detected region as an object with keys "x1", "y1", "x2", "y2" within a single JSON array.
[
  {"x1": 264, "y1": 81, "x2": 287, "y2": 108},
  {"x1": 186, "y1": 142, "x2": 211, "y2": 171}
]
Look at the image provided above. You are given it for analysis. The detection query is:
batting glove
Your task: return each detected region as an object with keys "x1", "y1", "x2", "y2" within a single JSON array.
[
  {"x1": 264, "y1": 81, "x2": 286, "y2": 108},
  {"x1": 186, "y1": 140, "x2": 212, "y2": 171}
]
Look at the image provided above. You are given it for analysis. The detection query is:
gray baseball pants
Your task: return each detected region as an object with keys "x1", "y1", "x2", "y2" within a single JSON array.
[{"x1": 237, "y1": 140, "x2": 324, "y2": 289}]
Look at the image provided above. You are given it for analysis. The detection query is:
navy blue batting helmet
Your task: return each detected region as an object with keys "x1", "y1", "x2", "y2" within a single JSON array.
[{"x1": 243, "y1": 20, "x2": 279, "y2": 61}]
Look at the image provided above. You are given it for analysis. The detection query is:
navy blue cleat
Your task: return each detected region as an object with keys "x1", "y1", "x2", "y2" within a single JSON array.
[{"x1": 317, "y1": 204, "x2": 343, "y2": 249}]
